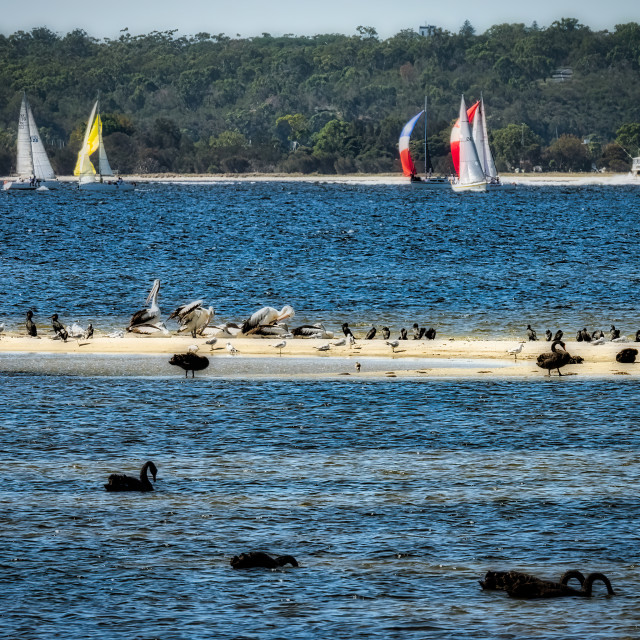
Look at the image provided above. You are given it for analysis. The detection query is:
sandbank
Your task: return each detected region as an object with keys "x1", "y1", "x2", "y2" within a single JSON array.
[{"x1": 0, "y1": 333, "x2": 637, "y2": 379}]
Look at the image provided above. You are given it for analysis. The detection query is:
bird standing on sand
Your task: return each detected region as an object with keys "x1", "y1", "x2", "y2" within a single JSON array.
[
  {"x1": 386, "y1": 340, "x2": 400, "y2": 353},
  {"x1": 381, "y1": 326, "x2": 391, "y2": 340},
  {"x1": 342, "y1": 323, "x2": 355, "y2": 340},
  {"x1": 315, "y1": 343, "x2": 330, "y2": 352},
  {"x1": 271, "y1": 340, "x2": 286, "y2": 356},
  {"x1": 355, "y1": 362, "x2": 361, "y2": 372},
  {"x1": 226, "y1": 342, "x2": 238, "y2": 355},
  {"x1": 84, "y1": 323, "x2": 94, "y2": 339},
  {"x1": 507, "y1": 342, "x2": 525, "y2": 360},
  {"x1": 536, "y1": 340, "x2": 572, "y2": 376},
  {"x1": 399, "y1": 328, "x2": 408, "y2": 340},
  {"x1": 545, "y1": 329, "x2": 552, "y2": 341},
  {"x1": 425, "y1": 328, "x2": 436, "y2": 340},
  {"x1": 50, "y1": 314, "x2": 68, "y2": 342},
  {"x1": 411, "y1": 323, "x2": 421, "y2": 339},
  {"x1": 526, "y1": 325, "x2": 538, "y2": 341},
  {"x1": 553, "y1": 330, "x2": 563, "y2": 341},
  {"x1": 332, "y1": 337, "x2": 346, "y2": 347},
  {"x1": 26, "y1": 310, "x2": 37, "y2": 337},
  {"x1": 129, "y1": 279, "x2": 161, "y2": 330},
  {"x1": 365, "y1": 326, "x2": 377, "y2": 340},
  {"x1": 610, "y1": 325, "x2": 621, "y2": 340},
  {"x1": 206, "y1": 338, "x2": 218, "y2": 351}
]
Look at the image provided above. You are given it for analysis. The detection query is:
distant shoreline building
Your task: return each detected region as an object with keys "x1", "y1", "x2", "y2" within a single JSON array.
[
  {"x1": 419, "y1": 25, "x2": 436, "y2": 37},
  {"x1": 632, "y1": 157, "x2": 640, "y2": 177}
]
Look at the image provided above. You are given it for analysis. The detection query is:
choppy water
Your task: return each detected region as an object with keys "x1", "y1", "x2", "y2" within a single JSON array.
[{"x1": 1, "y1": 183, "x2": 639, "y2": 639}]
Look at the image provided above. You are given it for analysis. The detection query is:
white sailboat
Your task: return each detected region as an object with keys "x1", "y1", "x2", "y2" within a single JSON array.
[
  {"x1": 75, "y1": 96, "x2": 133, "y2": 192},
  {"x1": 451, "y1": 95, "x2": 486, "y2": 193},
  {"x1": 472, "y1": 96, "x2": 515, "y2": 190},
  {"x1": 3, "y1": 93, "x2": 59, "y2": 191}
]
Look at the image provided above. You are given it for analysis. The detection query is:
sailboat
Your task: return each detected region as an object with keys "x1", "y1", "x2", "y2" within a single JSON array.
[
  {"x1": 3, "y1": 93, "x2": 59, "y2": 191},
  {"x1": 399, "y1": 101, "x2": 450, "y2": 188},
  {"x1": 472, "y1": 96, "x2": 515, "y2": 190},
  {"x1": 75, "y1": 96, "x2": 133, "y2": 191},
  {"x1": 450, "y1": 95, "x2": 486, "y2": 193}
]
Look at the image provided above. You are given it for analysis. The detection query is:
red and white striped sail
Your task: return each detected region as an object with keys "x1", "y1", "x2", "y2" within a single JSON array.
[
  {"x1": 398, "y1": 110, "x2": 424, "y2": 177},
  {"x1": 449, "y1": 100, "x2": 480, "y2": 175}
]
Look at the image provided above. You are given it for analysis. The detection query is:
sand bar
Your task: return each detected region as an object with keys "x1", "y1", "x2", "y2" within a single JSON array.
[{"x1": 0, "y1": 333, "x2": 637, "y2": 378}]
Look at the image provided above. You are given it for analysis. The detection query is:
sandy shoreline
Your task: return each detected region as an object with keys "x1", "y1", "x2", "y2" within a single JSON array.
[{"x1": 1, "y1": 334, "x2": 637, "y2": 378}]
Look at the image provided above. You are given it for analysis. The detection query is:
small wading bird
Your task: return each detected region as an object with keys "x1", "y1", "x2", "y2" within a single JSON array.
[
  {"x1": 205, "y1": 338, "x2": 218, "y2": 350},
  {"x1": 169, "y1": 351, "x2": 210, "y2": 377},
  {"x1": 129, "y1": 279, "x2": 161, "y2": 330},
  {"x1": 226, "y1": 342, "x2": 238, "y2": 355},
  {"x1": 26, "y1": 310, "x2": 37, "y2": 337},
  {"x1": 104, "y1": 461, "x2": 157, "y2": 492},
  {"x1": 315, "y1": 343, "x2": 330, "y2": 352},
  {"x1": 386, "y1": 340, "x2": 400, "y2": 353},
  {"x1": 230, "y1": 552, "x2": 299, "y2": 570},
  {"x1": 50, "y1": 314, "x2": 68, "y2": 342},
  {"x1": 507, "y1": 342, "x2": 525, "y2": 360}
]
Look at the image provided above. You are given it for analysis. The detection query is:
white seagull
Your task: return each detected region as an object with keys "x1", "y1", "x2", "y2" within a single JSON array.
[
  {"x1": 386, "y1": 340, "x2": 400, "y2": 353},
  {"x1": 226, "y1": 342, "x2": 238, "y2": 355},
  {"x1": 507, "y1": 342, "x2": 525, "y2": 360},
  {"x1": 271, "y1": 340, "x2": 287, "y2": 356},
  {"x1": 332, "y1": 337, "x2": 346, "y2": 347},
  {"x1": 205, "y1": 338, "x2": 218, "y2": 350},
  {"x1": 315, "y1": 343, "x2": 331, "y2": 352},
  {"x1": 129, "y1": 279, "x2": 161, "y2": 329},
  {"x1": 68, "y1": 320, "x2": 85, "y2": 338}
]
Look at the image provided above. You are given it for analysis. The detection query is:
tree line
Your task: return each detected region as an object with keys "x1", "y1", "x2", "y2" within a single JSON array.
[{"x1": 0, "y1": 19, "x2": 639, "y2": 176}]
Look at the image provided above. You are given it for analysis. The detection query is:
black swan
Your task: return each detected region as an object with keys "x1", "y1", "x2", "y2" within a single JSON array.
[
  {"x1": 526, "y1": 325, "x2": 538, "y2": 341},
  {"x1": 169, "y1": 352, "x2": 210, "y2": 377},
  {"x1": 507, "y1": 572, "x2": 615, "y2": 599},
  {"x1": 230, "y1": 552, "x2": 299, "y2": 569},
  {"x1": 26, "y1": 310, "x2": 37, "y2": 337},
  {"x1": 479, "y1": 570, "x2": 584, "y2": 592},
  {"x1": 105, "y1": 461, "x2": 157, "y2": 492},
  {"x1": 536, "y1": 340, "x2": 573, "y2": 376},
  {"x1": 616, "y1": 348, "x2": 638, "y2": 363}
]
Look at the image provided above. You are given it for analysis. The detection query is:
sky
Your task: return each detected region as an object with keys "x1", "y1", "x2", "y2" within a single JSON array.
[{"x1": 0, "y1": 0, "x2": 636, "y2": 39}]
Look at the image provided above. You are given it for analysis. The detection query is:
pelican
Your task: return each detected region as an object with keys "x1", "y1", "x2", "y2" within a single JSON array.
[
  {"x1": 292, "y1": 323, "x2": 326, "y2": 338},
  {"x1": 591, "y1": 337, "x2": 606, "y2": 345},
  {"x1": 241, "y1": 305, "x2": 295, "y2": 334},
  {"x1": 507, "y1": 342, "x2": 525, "y2": 360},
  {"x1": 386, "y1": 340, "x2": 400, "y2": 352},
  {"x1": 226, "y1": 342, "x2": 238, "y2": 355},
  {"x1": 169, "y1": 300, "x2": 215, "y2": 338},
  {"x1": 244, "y1": 324, "x2": 290, "y2": 337},
  {"x1": 201, "y1": 323, "x2": 242, "y2": 338},
  {"x1": 271, "y1": 340, "x2": 286, "y2": 356},
  {"x1": 129, "y1": 279, "x2": 161, "y2": 329},
  {"x1": 127, "y1": 321, "x2": 170, "y2": 335}
]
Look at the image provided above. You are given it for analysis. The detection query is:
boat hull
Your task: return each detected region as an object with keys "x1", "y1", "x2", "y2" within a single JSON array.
[
  {"x1": 3, "y1": 180, "x2": 37, "y2": 191},
  {"x1": 487, "y1": 181, "x2": 516, "y2": 191},
  {"x1": 78, "y1": 181, "x2": 134, "y2": 192},
  {"x1": 451, "y1": 180, "x2": 487, "y2": 193},
  {"x1": 410, "y1": 178, "x2": 451, "y2": 189}
]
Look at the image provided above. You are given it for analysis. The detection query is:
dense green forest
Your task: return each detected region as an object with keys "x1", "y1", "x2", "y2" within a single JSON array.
[{"x1": 1, "y1": 18, "x2": 640, "y2": 175}]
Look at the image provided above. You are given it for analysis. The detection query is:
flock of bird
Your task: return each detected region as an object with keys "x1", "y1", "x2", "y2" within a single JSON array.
[{"x1": 103, "y1": 460, "x2": 616, "y2": 592}]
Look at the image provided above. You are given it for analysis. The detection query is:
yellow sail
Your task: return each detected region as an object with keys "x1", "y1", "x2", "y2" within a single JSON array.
[{"x1": 74, "y1": 112, "x2": 101, "y2": 176}]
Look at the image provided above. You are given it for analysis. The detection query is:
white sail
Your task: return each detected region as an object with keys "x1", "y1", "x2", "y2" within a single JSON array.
[
  {"x1": 472, "y1": 97, "x2": 498, "y2": 180},
  {"x1": 456, "y1": 95, "x2": 486, "y2": 189},
  {"x1": 27, "y1": 102, "x2": 56, "y2": 180},
  {"x1": 97, "y1": 123, "x2": 113, "y2": 176},
  {"x1": 16, "y1": 94, "x2": 33, "y2": 177}
]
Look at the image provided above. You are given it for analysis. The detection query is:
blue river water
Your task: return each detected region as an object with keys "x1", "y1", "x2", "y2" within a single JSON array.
[{"x1": 0, "y1": 182, "x2": 639, "y2": 639}]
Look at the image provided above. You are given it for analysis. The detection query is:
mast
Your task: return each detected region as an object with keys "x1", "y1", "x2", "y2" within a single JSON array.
[{"x1": 424, "y1": 95, "x2": 427, "y2": 177}]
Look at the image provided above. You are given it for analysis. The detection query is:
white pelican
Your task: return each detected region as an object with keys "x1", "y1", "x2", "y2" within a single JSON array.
[
  {"x1": 129, "y1": 279, "x2": 161, "y2": 328},
  {"x1": 507, "y1": 342, "x2": 525, "y2": 360},
  {"x1": 271, "y1": 340, "x2": 286, "y2": 356},
  {"x1": 127, "y1": 321, "x2": 170, "y2": 336},
  {"x1": 386, "y1": 340, "x2": 400, "y2": 352},
  {"x1": 169, "y1": 300, "x2": 215, "y2": 338},
  {"x1": 201, "y1": 323, "x2": 242, "y2": 338},
  {"x1": 241, "y1": 305, "x2": 295, "y2": 334},
  {"x1": 244, "y1": 324, "x2": 290, "y2": 337},
  {"x1": 226, "y1": 342, "x2": 238, "y2": 355}
]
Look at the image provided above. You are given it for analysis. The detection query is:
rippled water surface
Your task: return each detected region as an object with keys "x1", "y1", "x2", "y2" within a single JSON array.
[{"x1": 1, "y1": 183, "x2": 639, "y2": 639}]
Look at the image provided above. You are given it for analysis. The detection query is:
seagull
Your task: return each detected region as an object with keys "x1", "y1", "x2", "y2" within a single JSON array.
[
  {"x1": 386, "y1": 340, "x2": 400, "y2": 352},
  {"x1": 129, "y1": 279, "x2": 161, "y2": 329},
  {"x1": 241, "y1": 305, "x2": 295, "y2": 334},
  {"x1": 226, "y1": 342, "x2": 238, "y2": 355},
  {"x1": 205, "y1": 337, "x2": 218, "y2": 350},
  {"x1": 69, "y1": 320, "x2": 85, "y2": 338},
  {"x1": 348, "y1": 334, "x2": 356, "y2": 347},
  {"x1": 507, "y1": 342, "x2": 525, "y2": 360},
  {"x1": 107, "y1": 330, "x2": 125, "y2": 338},
  {"x1": 591, "y1": 337, "x2": 606, "y2": 345},
  {"x1": 315, "y1": 343, "x2": 330, "y2": 351},
  {"x1": 271, "y1": 340, "x2": 286, "y2": 356},
  {"x1": 187, "y1": 344, "x2": 199, "y2": 353},
  {"x1": 332, "y1": 337, "x2": 346, "y2": 347}
]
